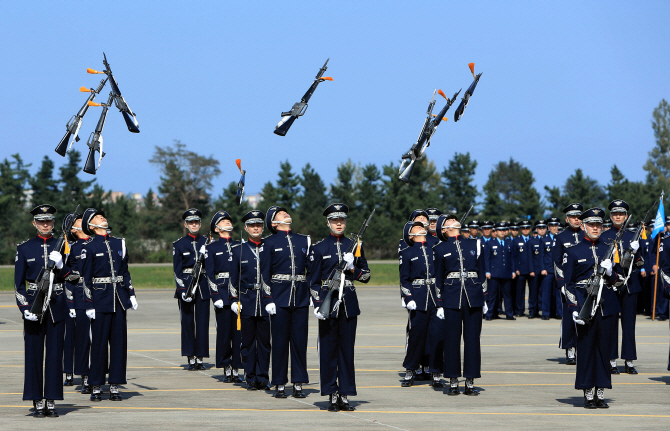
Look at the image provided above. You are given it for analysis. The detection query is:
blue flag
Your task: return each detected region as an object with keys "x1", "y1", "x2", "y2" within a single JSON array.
[{"x1": 651, "y1": 195, "x2": 665, "y2": 239}]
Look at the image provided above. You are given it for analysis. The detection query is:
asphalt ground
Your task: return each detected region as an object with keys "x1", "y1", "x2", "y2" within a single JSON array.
[{"x1": 1, "y1": 287, "x2": 669, "y2": 430}]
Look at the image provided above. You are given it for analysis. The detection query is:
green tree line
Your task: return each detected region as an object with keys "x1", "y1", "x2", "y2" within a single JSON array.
[{"x1": 2, "y1": 100, "x2": 669, "y2": 262}]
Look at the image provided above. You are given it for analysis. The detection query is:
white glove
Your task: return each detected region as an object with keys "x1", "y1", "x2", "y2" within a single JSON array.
[
  {"x1": 24, "y1": 310, "x2": 38, "y2": 321},
  {"x1": 600, "y1": 259, "x2": 613, "y2": 276},
  {"x1": 49, "y1": 250, "x2": 63, "y2": 269},
  {"x1": 572, "y1": 311, "x2": 585, "y2": 325},
  {"x1": 130, "y1": 295, "x2": 138, "y2": 310},
  {"x1": 629, "y1": 241, "x2": 639, "y2": 253},
  {"x1": 69, "y1": 309, "x2": 77, "y2": 318},
  {"x1": 314, "y1": 307, "x2": 326, "y2": 320},
  {"x1": 199, "y1": 245, "x2": 207, "y2": 255},
  {"x1": 231, "y1": 302, "x2": 241, "y2": 315},
  {"x1": 343, "y1": 252, "x2": 355, "y2": 271},
  {"x1": 181, "y1": 292, "x2": 193, "y2": 303},
  {"x1": 406, "y1": 300, "x2": 417, "y2": 311},
  {"x1": 436, "y1": 307, "x2": 445, "y2": 320},
  {"x1": 265, "y1": 303, "x2": 277, "y2": 315},
  {"x1": 213, "y1": 299, "x2": 224, "y2": 309},
  {"x1": 483, "y1": 302, "x2": 488, "y2": 315},
  {"x1": 86, "y1": 309, "x2": 96, "y2": 320}
]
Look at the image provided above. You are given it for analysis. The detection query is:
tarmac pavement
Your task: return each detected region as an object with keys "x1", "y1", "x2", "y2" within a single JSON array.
[{"x1": 1, "y1": 287, "x2": 669, "y2": 430}]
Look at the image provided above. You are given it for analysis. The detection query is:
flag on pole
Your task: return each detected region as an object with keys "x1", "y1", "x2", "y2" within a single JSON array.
[{"x1": 651, "y1": 193, "x2": 665, "y2": 239}]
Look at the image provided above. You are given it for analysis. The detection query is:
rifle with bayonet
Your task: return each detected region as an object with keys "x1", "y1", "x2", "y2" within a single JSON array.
[
  {"x1": 30, "y1": 205, "x2": 80, "y2": 323},
  {"x1": 89, "y1": 52, "x2": 140, "y2": 133},
  {"x1": 274, "y1": 59, "x2": 333, "y2": 136},
  {"x1": 83, "y1": 93, "x2": 113, "y2": 175},
  {"x1": 235, "y1": 159, "x2": 246, "y2": 205},
  {"x1": 398, "y1": 88, "x2": 461, "y2": 183},
  {"x1": 184, "y1": 232, "x2": 213, "y2": 301},
  {"x1": 55, "y1": 78, "x2": 108, "y2": 157},
  {"x1": 319, "y1": 209, "x2": 375, "y2": 319},
  {"x1": 620, "y1": 203, "x2": 657, "y2": 284},
  {"x1": 577, "y1": 214, "x2": 630, "y2": 324},
  {"x1": 453, "y1": 63, "x2": 482, "y2": 122}
]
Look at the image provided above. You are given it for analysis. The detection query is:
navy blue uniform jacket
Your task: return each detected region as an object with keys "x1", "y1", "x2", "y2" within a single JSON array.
[{"x1": 434, "y1": 236, "x2": 487, "y2": 309}]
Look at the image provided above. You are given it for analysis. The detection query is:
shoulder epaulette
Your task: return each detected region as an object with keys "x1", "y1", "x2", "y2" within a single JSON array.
[
  {"x1": 172, "y1": 237, "x2": 182, "y2": 245},
  {"x1": 313, "y1": 239, "x2": 325, "y2": 246},
  {"x1": 262, "y1": 234, "x2": 273, "y2": 241},
  {"x1": 398, "y1": 245, "x2": 410, "y2": 253},
  {"x1": 16, "y1": 239, "x2": 29, "y2": 247},
  {"x1": 231, "y1": 243, "x2": 242, "y2": 249}
]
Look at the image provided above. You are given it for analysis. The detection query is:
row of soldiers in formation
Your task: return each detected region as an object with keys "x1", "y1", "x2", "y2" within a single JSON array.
[
  {"x1": 14, "y1": 199, "x2": 670, "y2": 416},
  {"x1": 14, "y1": 202, "x2": 370, "y2": 417},
  {"x1": 398, "y1": 202, "x2": 670, "y2": 408}
]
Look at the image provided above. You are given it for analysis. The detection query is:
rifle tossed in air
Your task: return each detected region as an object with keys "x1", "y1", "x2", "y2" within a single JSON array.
[
  {"x1": 398, "y1": 88, "x2": 461, "y2": 183},
  {"x1": 55, "y1": 78, "x2": 108, "y2": 157},
  {"x1": 30, "y1": 205, "x2": 80, "y2": 323},
  {"x1": 577, "y1": 214, "x2": 630, "y2": 324},
  {"x1": 83, "y1": 93, "x2": 114, "y2": 175},
  {"x1": 235, "y1": 159, "x2": 246, "y2": 205},
  {"x1": 274, "y1": 59, "x2": 333, "y2": 136},
  {"x1": 184, "y1": 232, "x2": 213, "y2": 301},
  {"x1": 453, "y1": 63, "x2": 482, "y2": 122},
  {"x1": 620, "y1": 202, "x2": 657, "y2": 285},
  {"x1": 319, "y1": 209, "x2": 375, "y2": 319}
]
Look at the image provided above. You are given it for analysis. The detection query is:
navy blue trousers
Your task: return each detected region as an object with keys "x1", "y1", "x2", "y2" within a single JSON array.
[
  {"x1": 178, "y1": 294, "x2": 210, "y2": 358},
  {"x1": 540, "y1": 274, "x2": 559, "y2": 317},
  {"x1": 402, "y1": 303, "x2": 443, "y2": 373},
  {"x1": 23, "y1": 311, "x2": 64, "y2": 401},
  {"x1": 513, "y1": 274, "x2": 530, "y2": 315},
  {"x1": 63, "y1": 310, "x2": 91, "y2": 376},
  {"x1": 89, "y1": 306, "x2": 127, "y2": 386},
  {"x1": 487, "y1": 278, "x2": 512, "y2": 318},
  {"x1": 240, "y1": 314, "x2": 270, "y2": 385},
  {"x1": 559, "y1": 297, "x2": 577, "y2": 349},
  {"x1": 444, "y1": 295, "x2": 483, "y2": 379},
  {"x1": 655, "y1": 279, "x2": 669, "y2": 318},
  {"x1": 318, "y1": 313, "x2": 357, "y2": 396},
  {"x1": 611, "y1": 289, "x2": 638, "y2": 360},
  {"x1": 575, "y1": 313, "x2": 613, "y2": 389},
  {"x1": 527, "y1": 275, "x2": 540, "y2": 316},
  {"x1": 214, "y1": 306, "x2": 242, "y2": 369},
  {"x1": 270, "y1": 306, "x2": 309, "y2": 385}
]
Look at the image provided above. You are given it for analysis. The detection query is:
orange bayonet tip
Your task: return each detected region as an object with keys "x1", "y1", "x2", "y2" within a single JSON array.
[
  {"x1": 235, "y1": 159, "x2": 243, "y2": 172},
  {"x1": 319, "y1": 77, "x2": 333, "y2": 81},
  {"x1": 437, "y1": 89, "x2": 448, "y2": 101},
  {"x1": 87, "y1": 100, "x2": 103, "y2": 107},
  {"x1": 468, "y1": 63, "x2": 475, "y2": 78},
  {"x1": 431, "y1": 114, "x2": 448, "y2": 122},
  {"x1": 80, "y1": 86, "x2": 92, "y2": 92},
  {"x1": 87, "y1": 68, "x2": 105, "y2": 74}
]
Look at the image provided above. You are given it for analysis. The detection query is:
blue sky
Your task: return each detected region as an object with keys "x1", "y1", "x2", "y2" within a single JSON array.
[{"x1": 1, "y1": 1, "x2": 669, "y2": 203}]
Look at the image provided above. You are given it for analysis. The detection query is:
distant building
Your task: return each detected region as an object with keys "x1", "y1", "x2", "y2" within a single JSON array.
[{"x1": 245, "y1": 193, "x2": 261, "y2": 208}]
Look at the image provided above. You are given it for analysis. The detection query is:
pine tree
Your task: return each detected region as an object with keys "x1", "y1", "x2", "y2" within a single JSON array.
[
  {"x1": 295, "y1": 163, "x2": 328, "y2": 238},
  {"x1": 440, "y1": 152, "x2": 478, "y2": 214}
]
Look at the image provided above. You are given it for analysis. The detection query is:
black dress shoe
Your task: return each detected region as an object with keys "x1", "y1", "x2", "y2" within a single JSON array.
[
  {"x1": 484, "y1": 317, "x2": 492, "y2": 321},
  {"x1": 63, "y1": 375, "x2": 74, "y2": 386},
  {"x1": 447, "y1": 386, "x2": 460, "y2": 395},
  {"x1": 541, "y1": 316, "x2": 550, "y2": 320},
  {"x1": 223, "y1": 374, "x2": 233, "y2": 383},
  {"x1": 401, "y1": 378, "x2": 413, "y2": 387},
  {"x1": 595, "y1": 398, "x2": 609, "y2": 408},
  {"x1": 337, "y1": 394, "x2": 355, "y2": 411},
  {"x1": 292, "y1": 385, "x2": 306, "y2": 398},
  {"x1": 196, "y1": 363, "x2": 206, "y2": 370},
  {"x1": 232, "y1": 375, "x2": 243, "y2": 384},
  {"x1": 506, "y1": 316, "x2": 516, "y2": 320},
  {"x1": 431, "y1": 376, "x2": 445, "y2": 388},
  {"x1": 584, "y1": 398, "x2": 596, "y2": 409},
  {"x1": 45, "y1": 400, "x2": 58, "y2": 418},
  {"x1": 516, "y1": 313, "x2": 526, "y2": 317},
  {"x1": 257, "y1": 382, "x2": 271, "y2": 391},
  {"x1": 33, "y1": 400, "x2": 45, "y2": 418},
  {"x1": 527, "y1": 314, "x2": 535, "y2": 319},
  {"x1": 624, "y1": 363, "x2": 638, "y2": 374},
  {"x1": 464, "y1": 386, "x2": 479, "y2": 396},
  {"x1": 246, "y1": 382, "x2": 258, "y2": 390},
  {"x1": 657, "y1": 316, "x2": 667, "y2": 321},
  {"x1": 109, "y1": 385, "x2": 122, "y2": 401},
  {"x1": 81, "y1": 384, "x2": 92, "y2": 394},
  {"x1": 566, "y1": 357, "x2": 576, "y2": 366},
  {"x1": 327, "y1": 394, "x2": 339, "y2": 412},
  {"x1": 90, "y1": 392, "x2": 102, "y2": 402},
  {"x1": 274, "y1": 386, "x2": 288, "y2": 398},
  {"x1": 611, "y1": 366, "x2": 620, "y2": 375},
  {"x1": 187, "y1": 363, "x2": 196, "y2": 370}
]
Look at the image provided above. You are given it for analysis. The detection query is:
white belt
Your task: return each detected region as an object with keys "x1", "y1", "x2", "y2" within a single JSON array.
[
  {"x1": 216, "y1": 272, "x2": 230, "y2": 279},
  {"x1": 182, "y1": 268, "x2": 194, "y2": 274},
  {"x1": 322, "y1": 280, "x2": 353, "y2": 287},
  {"x1": 28, "y1": 283, "x2": 62, "y2": 290},
  {"x1": 93, "y1": 276, "x2": 123, "y2": 284},
  {"x1": 575, "y1": 280, "x2": 591, "y2": 287},
  {"x1": 272, "y1": 274, "x2": 306, "y2": 282},
  {"x1": 446, "y1": 271, "x2": 479, "y2": 279},
  {"x1": 412, "y1": 278, "x2": 435, "y2": 285}
]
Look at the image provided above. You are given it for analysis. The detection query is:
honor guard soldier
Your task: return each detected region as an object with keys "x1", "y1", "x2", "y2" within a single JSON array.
[
  {"x1": 15, "y1": 204, "x2": 70, "y2": 417},
  {"x1": 652, "y1": 217, "x2": 670, "y2": 321},
  {"x1": 398, "y1": 221, "x2": 443, "y2": 388},
  {"x1": 426, "y1": 208, "x2": 443, "y2": 242},
  {"x1": 309, "y1": 203, "x2": 371, "y2": 412},
  {"x1": 600, "y1": 200, "x2": 644, "y2": 374},
  {"x1": 554, "y1": 204, "x2": 584, "y2": 365},
  {"x1": 603, "y1": 219, "x2": 612, "y2": 230},
  {"x1": 510, "y1": 221, "x2": 519, "y2": 238},
  {"x1": 480, "y1": 221, "x2": 494, "y2": 243},
  {"x1": 173, "y1": 209, "x2": 216, "y2": 371},
  {"x1": 81, "y1": 208, "x2": 138, "y2": 402},
  {"x1": 434, "y1": 214, "x2": 487, "y2": 395},
  {"x1": 511, "y1": 220, "x2": 535, "y2": 317},
  {"x1": 461, "y1": 224, "x2": 471, "y2": 239},
  {"x1": 537, "y1": 219, "x2": 558, "y2": 319},
  {"x1": 468, "y1": 220, "x2": 481, "y2": 239},
  {"x1": 527, "y1": 221, "x2": 544, "y2": 318},
  {"x1": 564, "y1": 208, "x2": 621, "y2": 408},
  {"x1": 204, "y1": 211, "x2": 243, "y2": 383},
  {"x1": 398, "y1": 209, "x2": 434, "y2": 251},
  {"x1": 229, "y1": 210, "x2": 271, "y2": 391},
  {"x1": 62, "y1": 213, "x2": 93, "y2": 393},
  {"x1": 261, "y1": 206, "x2": 311, "y2": 398},
  {"x1": 484, "y1": 222, "x2": 516, "y2": 320}
]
